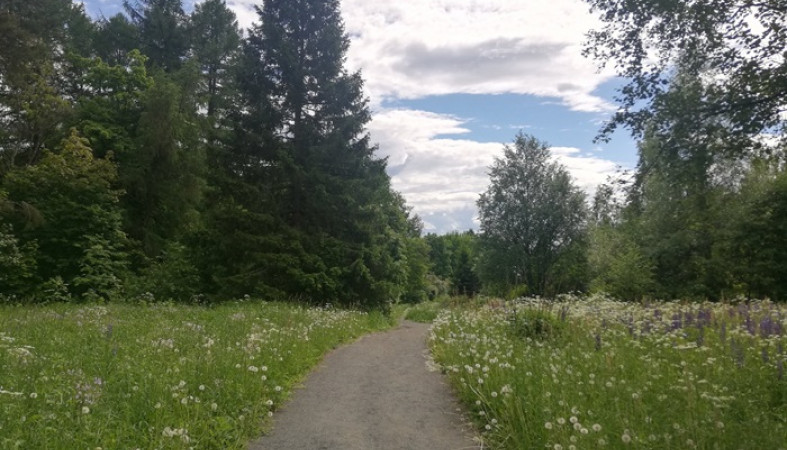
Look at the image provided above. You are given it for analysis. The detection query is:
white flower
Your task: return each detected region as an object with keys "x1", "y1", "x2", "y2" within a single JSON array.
[
  {"x1": 29, "y1": 393, "x2": 37, "y2": 399},
  {"x1": 248, "y1": 366, "x2": 259, "y2": 373},
  {"x1": 211, "y1": 403, "x2": 218, "y2": 411},
  {"x1": 274, "y1": 386, "x2": 282, "y2": 392},
  {"x1": 82, "y1": 406, "x2": 90, "y2": 414},
  {"x1": 545, "y1": 422, "x2": 553, "y2": 430},
  {"x1": 622, "y1": 434, "x2": 632, "y2": 444},
  {"x1": 592, "y1": 424, "x2": 602, "y2": 432},
  {"x1": 199, "y1": 385, "x2": 205, "y2": 391}
]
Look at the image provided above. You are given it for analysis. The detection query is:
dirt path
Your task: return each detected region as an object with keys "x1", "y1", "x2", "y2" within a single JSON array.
[{"x1": 248, "y1": 320, "x2": 480, "y2": 450}]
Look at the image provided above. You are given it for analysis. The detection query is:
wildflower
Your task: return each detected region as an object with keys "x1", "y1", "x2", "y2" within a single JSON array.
[
  {"x1": 491, "y1": 391, "x2": 498, "y2": 398},
  {"x1": 265, "y1": 400, "x2": 274, "y2": 406},
  {"x1": 592, "y1": 424, "x2": 602, "y2": 432},
  {"x1": 29, "y1": 393, "x2": 37, "y2": 399},
  {"x1": 545, "y1": 422, "x2": 553, "y2": 430},
  {"x1": 569, "y1": 416, "x2": 578, "y2": 424},
  {"x1": 622, "y1": 434, "x2": 631, "y2": 444},
  {"x1": 154, "y1": 402, "x2": 161, "y2": 409},
  {"x1": 557, "y1": 417, "x2": 566, "y2": 425},
  {"x1": 554, "y1": 445, "x2": 563, "y2": 450},
  {"x1": 82, "y1": 406, "x2": 90, "y2": 414},
  {"x1": 274, "y1": 385, "x2": 282, "y2": 392},
  {"x1": 248, "y1": 366, "x2": 259, "y2": 373},
  {"x1": 199, "y1": 385, "x2": 205, "y2": 391}
]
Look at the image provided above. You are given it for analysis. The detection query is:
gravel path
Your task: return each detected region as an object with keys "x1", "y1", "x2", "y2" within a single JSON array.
[{"x1": 248, "y1": 320, "x2": 480, "y2": 450}]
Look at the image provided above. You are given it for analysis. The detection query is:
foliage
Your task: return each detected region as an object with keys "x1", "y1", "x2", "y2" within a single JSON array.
[
  {"x1": 430, "y1": 295, "x2": 787, "y2": 449},
  {"x1": 584, "y1": 0, "x2": 787, "y2": 152},
  {"x1": 0, "y1": 221, "x2": 38, "y2": 299},
  {"x1": 424, "y1": 231, "x2": 481, "y2": 296},
  {"x1": 1, "y1": 130, "x2": 128, "y2": 300},
  {"x1": 508, "y1": 306, "x2": 566, "y2": 341},
  {"x1": 0, "y1": 300, "x2": 393, "y2": 447},
  {"x1": 588, "y1": 224, "x2": 654, "y2": 300},
  {"x1": 477, "y1": 133, "x2": 588, "y2": 296}
]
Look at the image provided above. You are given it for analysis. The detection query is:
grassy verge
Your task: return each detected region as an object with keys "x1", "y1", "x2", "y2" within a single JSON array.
[
  {"x1": 429, "y1": 295, "x2": 787, "y2": 449},
  {"x1": 0, "y1": 300, "x2": 392, "y2": 448},
  {"x1": 403, "y1": 301, "x2": 443, "y2": 323}
]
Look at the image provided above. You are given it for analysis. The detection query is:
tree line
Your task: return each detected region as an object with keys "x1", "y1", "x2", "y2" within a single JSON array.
[
  {"x1": 451, "y1": 0, "x2": 787, "y2": 301},
  {"x1": 2, "y1": 0, "x2": 784, "y2": 305},
  {"x1": 0, "y1": 0, "x2": 429, "y2": 308}
]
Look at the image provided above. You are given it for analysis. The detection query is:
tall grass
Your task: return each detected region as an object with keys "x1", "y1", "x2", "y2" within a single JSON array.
[
  {"x1": 430, "y1": 295, "x2": 787, "y2": 449},
  {"x1": 0, "y1": 301, "x2": 392, "y2": 448}
]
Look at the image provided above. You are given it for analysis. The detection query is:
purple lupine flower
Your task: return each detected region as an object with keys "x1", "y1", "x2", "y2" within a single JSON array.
[
  {"x1": 760, "y1": 317, "x2": 775, "y2": 339},
  {"x1": 670, "y1": 314, "x2": 682, "y2": 331}
]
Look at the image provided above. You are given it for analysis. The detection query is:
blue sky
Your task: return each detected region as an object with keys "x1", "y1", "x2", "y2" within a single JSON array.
[{"x1": 80, "y1": 0, "x2": 639, "y2": 233}]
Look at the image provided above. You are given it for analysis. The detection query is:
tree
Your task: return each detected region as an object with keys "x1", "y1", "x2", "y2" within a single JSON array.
[
  {"x1": 124, "y1": 0, "x2": 188, "y2": 71},
  {"x1": 1, "y1": 130, "x2": 127, "y2": 300},
  {"x1": 203, "y1": 0, "x2": 407, "y2": 308},
  {"x1": 94, "y1": 14, "x2": 139, "y2": 65},
  {"x1": 584, "y1": 0, "x2": 787, "y2": 153},
  {"x1": 0, "y1": 0, "x2": 89, "y2": 174},
  {"x1": 477, "y1": 133, "x2": 587, "y2": 296},
  {"x1": 188, "y1": 0, "x2": 241, "y2": 119}
]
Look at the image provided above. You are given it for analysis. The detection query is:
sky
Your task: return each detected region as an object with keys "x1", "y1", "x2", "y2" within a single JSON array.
[{"x1": 81, "y1": 0, "x2": 639, "y2": 234}]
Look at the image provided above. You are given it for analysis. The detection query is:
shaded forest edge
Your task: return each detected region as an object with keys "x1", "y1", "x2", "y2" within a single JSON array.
[{"x1": 2, "y1": 0, "x2": 786, "y2": 306}]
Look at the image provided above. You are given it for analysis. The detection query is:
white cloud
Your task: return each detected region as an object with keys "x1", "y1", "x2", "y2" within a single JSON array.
[
  {"x1": 369, "y1": 110, "x2": 622, "y2": 232},
  {"x1": 223, "y1": 0, "x2": 615, "y2": 112}
]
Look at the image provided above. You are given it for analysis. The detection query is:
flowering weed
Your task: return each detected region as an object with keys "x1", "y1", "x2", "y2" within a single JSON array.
[
  {"x1": 430, "y1": 295, "x2": 787, "y2": 449},
  {"x1": 0, "y1": 301, "x2": 391, "y2": 448}
]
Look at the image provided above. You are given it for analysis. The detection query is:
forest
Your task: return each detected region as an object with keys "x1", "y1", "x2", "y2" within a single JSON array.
[{"x1": 1, "y1": 0, "x2": 786, "y2": 306}]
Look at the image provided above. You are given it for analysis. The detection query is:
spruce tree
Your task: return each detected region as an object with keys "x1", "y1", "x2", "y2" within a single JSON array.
[{"x1": 222, "y1": 0, "x2": 405, "y2": 307}]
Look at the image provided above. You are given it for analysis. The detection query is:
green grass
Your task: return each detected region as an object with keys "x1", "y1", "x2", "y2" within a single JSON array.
[
  {"x1": 429, "y1": 295, "x2": 787, "y2": 449},
  {"x1": 404, "y1": 301, "x2": 443, "y2": 323},
  {"x1": 0, "y1": 300, "x2": 393, "y2": 448}
]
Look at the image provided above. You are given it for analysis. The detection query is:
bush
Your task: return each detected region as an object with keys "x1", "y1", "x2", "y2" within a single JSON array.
[{"x1": 509, "y1": 306, "x2": 565, "y2": 341}]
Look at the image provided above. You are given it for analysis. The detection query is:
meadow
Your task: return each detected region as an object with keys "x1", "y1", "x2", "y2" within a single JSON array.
[
  {"x1": 429, "y1": 295, "x2": 787, "y2": 449},
  {"x1": 0, "y1": 300, "x2": 392, "y2": 448}
]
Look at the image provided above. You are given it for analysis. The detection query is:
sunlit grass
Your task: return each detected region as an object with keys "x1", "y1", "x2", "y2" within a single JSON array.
[
  {"x1": 430, "y1": 295, "x2": 787, "y2": 449},
  {"x1": 0, "y1": 300, "x2": 392, "y2": 448}
]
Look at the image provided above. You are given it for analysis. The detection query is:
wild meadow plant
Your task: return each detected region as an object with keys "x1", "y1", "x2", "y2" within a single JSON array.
[
  {"x1": 0, "y1": 300, "x2": 391, "y2": 448},
  {"x1": 430, "y1": 294, "x2": 787, "y2": 449}
]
